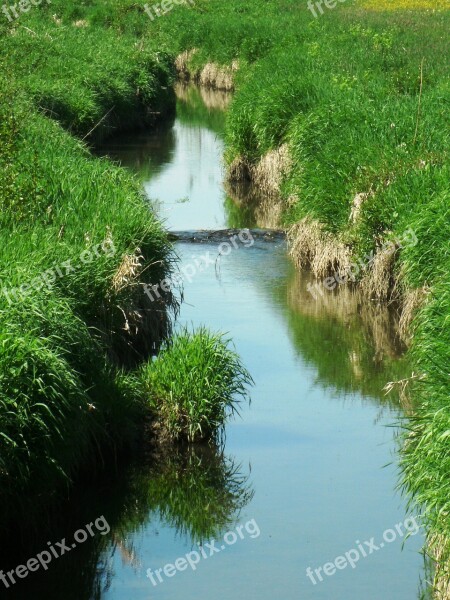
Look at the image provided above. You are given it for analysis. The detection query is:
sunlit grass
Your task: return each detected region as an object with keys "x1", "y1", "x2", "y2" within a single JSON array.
[
  {"x1": 141, "y1": 327, "x2": 253, "y2": 442},
  {"x1": 359, "y1": 0, "x2": 448, "y2": 10}
]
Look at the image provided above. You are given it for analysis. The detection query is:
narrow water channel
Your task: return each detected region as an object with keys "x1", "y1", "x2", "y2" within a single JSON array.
[{"x1": 3, "y1": 86, "x2": 427, "y2": 599}]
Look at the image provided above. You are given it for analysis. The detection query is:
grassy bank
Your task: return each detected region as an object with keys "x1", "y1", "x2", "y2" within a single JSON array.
[
  {"x1": 0, "y1": 10, "x2": 176, "y2": 522},
  {"x1": 0, "y1": 2, "x2": 251, "y2": 526}
]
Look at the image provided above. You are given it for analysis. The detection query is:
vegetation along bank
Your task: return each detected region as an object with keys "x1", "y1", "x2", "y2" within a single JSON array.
[{"x1": 0, "y1": 0, "x2": 448, "y2": 593}]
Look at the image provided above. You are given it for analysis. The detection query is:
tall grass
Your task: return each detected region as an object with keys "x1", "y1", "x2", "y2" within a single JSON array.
[
  {"x1": 141, "y1": 327, "x2": 253, "y2": 442},
  {"x1": 0, "y1": 3, "x2": 178, "y2": 517}
]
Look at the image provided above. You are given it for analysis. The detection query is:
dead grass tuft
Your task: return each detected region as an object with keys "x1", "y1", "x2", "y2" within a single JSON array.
[
  {"x1": 349, "y1": 191, "x2": 372, "y2": 223},
  {"x1": 288, "y1": 218, "x2": 352, "y2": 279},
  {"x1": 175, "y1": 49, "x2": 198, "y2": 80},
  {"x1": 430, "y1": 535, "x2": 450, "y2": 600},
  {"x1": 111, "y1": 249, "x2": 143, "y2": 294},
  {"x1": 360, "y1": 245, "x2": 397, "y2": 301},
  {"x1": 175, "y1": 51, "x2": 238, "y2": 91},
  {"x1": 198, "y1": 61, "x2": 237, "y2": 91},
  {"x1": 252, "y1": 144, "x2": 292, "y2": 195},
  {"x1": 398, "y1": 286, "x2": 430, "y2": 342}
]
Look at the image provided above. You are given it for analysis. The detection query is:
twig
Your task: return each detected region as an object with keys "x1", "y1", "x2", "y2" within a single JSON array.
[
  {"x1": 81, "y1": 106, "x2": 115, "y2": 141},
  {"x1": 20, "y1": 26, "x2": 38, "y2": 36}
]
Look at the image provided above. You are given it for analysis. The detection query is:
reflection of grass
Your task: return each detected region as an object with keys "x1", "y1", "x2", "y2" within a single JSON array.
[
  {"x1": 146, "y1": 446, "x2": 254, "y2": 541},
  {"x1": 175, "y1": 85, "x2": 227, "y2": 136},
  {"x1": 275, "y1": 269, "x2": 409, "y2": 403},
  {"x1": 284, "y1": 306, "x2": 408, "y2": 403},
  {"x1": 96, "y1": 118, "x2": 177, "y2": 181},
  {"x1": 224, "y1": 196, "x2": 258, "y2": 229},
  {"x1": 1, "y1": 445, "x2": 253, "y2": 599}
]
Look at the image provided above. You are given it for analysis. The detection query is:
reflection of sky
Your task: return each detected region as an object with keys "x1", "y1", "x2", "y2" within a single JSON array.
[{"x1": 143, "y1": 122, "x2": 228, "y2": 231}]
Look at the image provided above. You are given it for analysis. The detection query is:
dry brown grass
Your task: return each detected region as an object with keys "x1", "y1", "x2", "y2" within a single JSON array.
[
  {"x1": 349, "y1": 191, "x2": 372, "y2": 223},
  {"x1": 175, "y1": 51, "x2": 238, "y2": 91},
  {"x1": 252, "y1": 144, "x2": 292, "y2": 195},
  {"x1": 429, "y1": 535, "x2": 450, "y2": 600},
  {"x1": 398, "y1": 286, "x2": 430, "y2": 343},
  {"x1": 288, "y1": 218, "x2": 428, "y2": 344},
  {"x1": 174, "y1": 49, "x2": 198, "y2": 80},
  {"x1": 198, "y1": 61, "x2": 237, "y2": 91},
  {"x1": 227, "y1": 145, "x2": 292, "y2": 196},
  {"x1": 288, "y1": 218, "x2": 353, "y2": 278},
  {"x1": 73, "y1": 19, "x2": 88, "y2": 28},
  {"x1": 227, "y1": 155, "x2": 252, "y2": 183},
  {"x1": 360, "y1": 245, "x2": 397, "y2": 301},
  {"x1": 111, "y1": 249, "x2": 143, "y2": 294}
]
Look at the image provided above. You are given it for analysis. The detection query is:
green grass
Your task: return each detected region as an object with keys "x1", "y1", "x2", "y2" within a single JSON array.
[
  {"x1": 0, "y1": 2, "x2": 177, "y2": 518},
  {"x1": 141, "y1": 327, "x2": 253, "y2": 442},
  {"x1": 1, "y1": 0, "x2": 449, "y2": 579}
]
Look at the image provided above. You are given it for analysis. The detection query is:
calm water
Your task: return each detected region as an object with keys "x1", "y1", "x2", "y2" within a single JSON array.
[{"x1": 2, "y1": 86, "x2": 427, "y2": 599}]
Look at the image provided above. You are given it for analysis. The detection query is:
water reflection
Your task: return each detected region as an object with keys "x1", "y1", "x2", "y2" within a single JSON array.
[
  {"x1": 175, "y1": 82, "x2": 230, "y2": 130},
  {"x1": 225, "y1": 177, "x2": 286, "y2": 229},
  {"x1": 282, "y1": 268, "x2": 409, "y2": 402},
  {"x1": 97, "y1": 116, "x2": 176, "y2": 180},
  {"x1": 1, "y1": 445, "x2": 253, "y2": 600}
]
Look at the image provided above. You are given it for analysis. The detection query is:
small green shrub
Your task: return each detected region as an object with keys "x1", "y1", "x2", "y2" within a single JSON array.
[{"x1": 141, "y1": 327, "x2": 253, "y2": 442}]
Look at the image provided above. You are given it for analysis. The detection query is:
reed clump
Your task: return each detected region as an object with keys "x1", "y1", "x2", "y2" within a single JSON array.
[{"x1": 141, "y1": 327, "x2": 253, "y2": 443}]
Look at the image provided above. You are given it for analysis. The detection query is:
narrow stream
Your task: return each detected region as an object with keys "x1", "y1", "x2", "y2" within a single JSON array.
[{"x1": 3, "y1": 86, "x2": 427, "y2": 599}]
